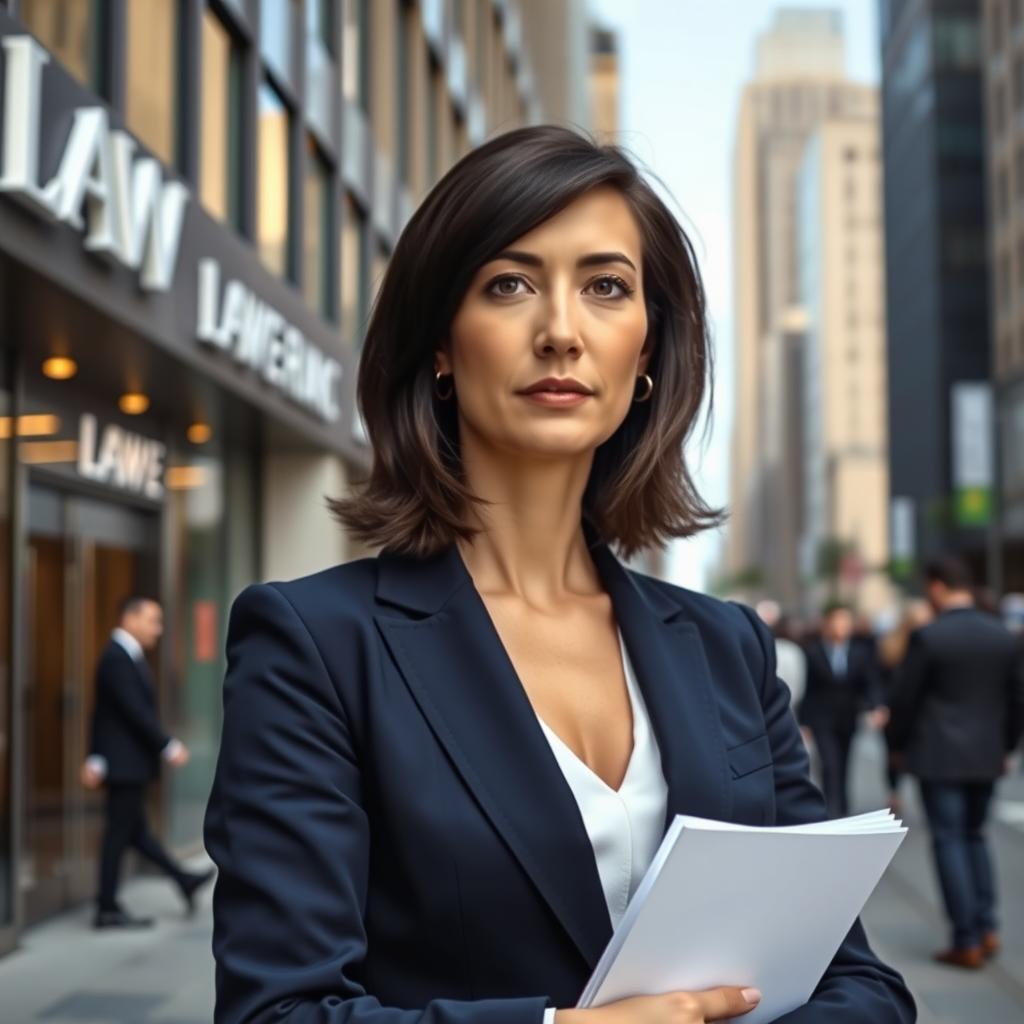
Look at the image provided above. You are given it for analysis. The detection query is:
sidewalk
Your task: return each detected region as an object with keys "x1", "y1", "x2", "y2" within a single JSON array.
[
  {"x1": 1, "y1": 737, "x2": 1022, "y2": 1023},
  {"x1": 0, "y1": 856, "x2": 215, "y2": 1024}
]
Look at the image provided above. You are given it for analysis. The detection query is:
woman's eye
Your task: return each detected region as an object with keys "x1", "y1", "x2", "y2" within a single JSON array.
[
  {"x1": 489, "y1": 275, "x2": 529, "y2": 297},
  {"x1": 587, "y1": 275, "x2": 634, "y2": 299}
]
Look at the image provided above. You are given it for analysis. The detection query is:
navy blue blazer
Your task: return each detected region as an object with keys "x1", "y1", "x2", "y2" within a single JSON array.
[
  {"x1": 88, "y1": 641, "x2": 169, "y2": 784},
  {"x1": 203, "y1": 535, "x2": 915, "y2": 1024}
]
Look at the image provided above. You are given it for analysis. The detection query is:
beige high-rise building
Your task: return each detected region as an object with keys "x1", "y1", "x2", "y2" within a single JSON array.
[
  {"x1": 727, "y1": 8, "x2": 879, "y2": 609},
  {"x1": 589, "y1": 24, "x2": 619, "y2": 141},
  {"x1": 796, "y1": 110, "x2": 893, "y2": 615}
]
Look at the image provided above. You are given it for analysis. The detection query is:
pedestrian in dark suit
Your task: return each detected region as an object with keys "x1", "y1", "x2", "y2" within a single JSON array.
[
  {"x1": 798, "y1": 602, "x2": 885, "y2": 817},
  {"x1": 888, "y1": 557, "x2": 1024, "y2": 968},
  {"x1": 204, "y1": 127, "x2": 913, "y2": 1023},
  {"x1": 80, "y1": 595, "x2": 214, "y2": 928}
]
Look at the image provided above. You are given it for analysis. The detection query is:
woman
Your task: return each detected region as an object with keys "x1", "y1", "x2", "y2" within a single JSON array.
[{"x1": 204, "y1": 126, "x2": 914, "y2": 1024}]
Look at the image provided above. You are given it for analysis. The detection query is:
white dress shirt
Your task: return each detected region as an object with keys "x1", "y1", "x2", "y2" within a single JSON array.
[
  {"x1": 85, "y1": 629, "x2": 182, "y2": 779},
  {"x1": 537, "y1": 629, "x2": 668, "y2": 1022}
]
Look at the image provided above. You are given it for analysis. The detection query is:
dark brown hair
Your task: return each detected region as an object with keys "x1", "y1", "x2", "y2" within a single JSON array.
[
  {"x1": 924, "y1": 556, "x2": 974, "y2": 591},
  {"x1": 331, "y1": 125, "x2": 724, "y2": 558}
]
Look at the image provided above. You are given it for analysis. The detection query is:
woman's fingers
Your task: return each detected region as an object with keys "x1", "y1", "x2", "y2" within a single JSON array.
[{"x1": 690, "y1": 986, "x2": 762, "y2": 1022}]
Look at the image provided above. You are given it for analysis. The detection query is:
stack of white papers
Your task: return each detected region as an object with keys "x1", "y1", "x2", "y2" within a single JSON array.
[{"x1": 578, "y1": 810, "x2": 907, "y2": 1023}]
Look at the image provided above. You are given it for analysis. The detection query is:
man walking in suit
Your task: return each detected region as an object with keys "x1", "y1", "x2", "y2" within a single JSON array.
[
  {"x1": 80, "y1": 595, "x2": 214, "y2": 928},
  {"x1": 798, "y1": 601, "x2": 885, "y2": 817},
  {"x1": 887, "y1": 557, "x2": 1024, "y2": 968}
]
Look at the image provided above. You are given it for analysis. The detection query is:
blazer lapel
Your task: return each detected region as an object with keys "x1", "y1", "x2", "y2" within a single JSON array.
[
  {"x1": 587, "y1": 539, "x2": 731, "y2": 827},
  {"x1": 374, "y1": 545, "x2": 612, "y2": 970}
]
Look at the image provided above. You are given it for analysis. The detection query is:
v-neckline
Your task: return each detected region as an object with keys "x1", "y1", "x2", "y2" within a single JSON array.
[{"x1": 535, "y1": 629, "x2": 640, "y2": 795}]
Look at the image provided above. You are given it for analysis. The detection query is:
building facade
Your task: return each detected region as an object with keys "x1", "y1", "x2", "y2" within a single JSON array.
[
  {"x1": 727, "y1": 7, "x2": 879, "y2": 610},
  {"x1": 797, "y1": 109, "x2": 894, "y2": 614},
  {"x1": 879, "y1": 0, "x2": 992, "y2": 588},
  {"x1": 0, "y1": 0, "x2": 600, "y2": 955},
  {"x1": 981, "y1": 0, "x2": 1024, "y2": 591}
]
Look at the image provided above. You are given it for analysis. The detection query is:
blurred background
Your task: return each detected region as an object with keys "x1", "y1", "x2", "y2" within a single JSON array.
[{"x1": 0, "y1": 1, "x2": 1020, "y2": 1022}]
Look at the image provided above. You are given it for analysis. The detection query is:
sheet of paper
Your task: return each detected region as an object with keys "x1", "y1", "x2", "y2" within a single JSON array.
[{"x1": 578, "y1": 813, "x2": 906, "y2": 1023}]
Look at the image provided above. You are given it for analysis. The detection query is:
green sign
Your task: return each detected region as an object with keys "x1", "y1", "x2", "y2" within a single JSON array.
[{"x1": 954, "y1": 486, "x2": 992, "y2": 527}]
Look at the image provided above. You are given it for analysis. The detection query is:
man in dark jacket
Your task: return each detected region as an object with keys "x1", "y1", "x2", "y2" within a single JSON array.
[
  {"x1": 798, "y1": 601, "x2": 885, "y2": 817},
  {"x1": 81, "y1": 595, "x2": 214, "y2": 928},
  {"x1": 888, "y1": 557, "x2": 1024, "y2": 968}
]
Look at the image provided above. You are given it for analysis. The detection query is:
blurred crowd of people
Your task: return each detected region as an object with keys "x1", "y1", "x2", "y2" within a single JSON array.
[{"x1": 756, "y1": 556, "x2": 1024, "y2": 968}]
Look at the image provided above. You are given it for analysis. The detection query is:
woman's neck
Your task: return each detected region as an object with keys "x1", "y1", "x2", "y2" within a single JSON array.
[{"x1": 456, "y1": 440, "x2": 600, "y2": 608}]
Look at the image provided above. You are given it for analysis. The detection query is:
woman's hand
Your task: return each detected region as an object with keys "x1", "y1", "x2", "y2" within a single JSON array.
[{"x1": 555, "y1": 988, "x2": 762, "y2": 1024}]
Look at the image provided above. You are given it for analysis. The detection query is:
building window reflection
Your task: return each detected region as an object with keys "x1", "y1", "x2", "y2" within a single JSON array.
[
  {"x1": 125, "y1": 0, "x2": 179, "y2": 166},
  {"x1": 200, "y1": 7, "x2": 243, "y2": 229},
  {"x1": 304, "y1": 138, "x2": 333, "y2": 317},
  {"x1": 344, "y1": 0, "x2": 372, "y2": 113},
  {"x1": 20, "y1": 0, "x2": 105, "y2": 95},
  {"x1": 260, "y1": 0, "x2": 297, "y2": 83},
  {"x1": 258, "y1": 81, "x2": 293, "y2": 279},
  {"x1": 340, "y1": 195, "x2": 368, "y2": 346}
]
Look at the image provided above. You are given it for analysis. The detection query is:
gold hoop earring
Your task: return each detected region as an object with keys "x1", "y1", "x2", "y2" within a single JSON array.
[
  {"x1": 434, "y1": 370, "x2": 454, "y2": 400},
  {"x1": 633, "y1": 373, "x2": 654, "y2": 403}
]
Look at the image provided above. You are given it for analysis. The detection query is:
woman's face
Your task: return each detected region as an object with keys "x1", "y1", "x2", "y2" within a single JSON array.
[{"x1": 438, "y1": 186, "x2": 650, "y2": 460}]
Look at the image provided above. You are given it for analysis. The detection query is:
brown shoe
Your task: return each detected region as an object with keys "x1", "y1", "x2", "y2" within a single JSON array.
[
  {"x1": 981, "y1": 932, "x2": 1000, "y2": 958},
  {"x1": 933, "y1": 946, "x2": 985, "y2": 969}
]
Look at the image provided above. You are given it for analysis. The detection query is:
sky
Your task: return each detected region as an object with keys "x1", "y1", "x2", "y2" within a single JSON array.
[{"x1": 587, "y1": 0, "x2": 881, "y2": 590}]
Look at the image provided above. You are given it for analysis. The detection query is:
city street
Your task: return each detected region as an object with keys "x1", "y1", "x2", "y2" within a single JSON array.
[{"x1": 0, "y1": 734, "x2": 1022, "y2": 1023}]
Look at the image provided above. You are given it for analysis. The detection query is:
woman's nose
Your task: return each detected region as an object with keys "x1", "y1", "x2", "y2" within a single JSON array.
[{"x1": 534, "y1": 293, "x2": 582, "y2": 357}]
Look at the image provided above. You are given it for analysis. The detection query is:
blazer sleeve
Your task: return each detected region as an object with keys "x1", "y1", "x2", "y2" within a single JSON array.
[
  {"x1": 735, "y1": 605, "x2": 916, "y2": 1023},
  {"x1": 204, "y1": 583, "x2": 551, "y2": 1024},
  {"x1": 101, "y1": 654, "x2": 170, "y2": 755}
]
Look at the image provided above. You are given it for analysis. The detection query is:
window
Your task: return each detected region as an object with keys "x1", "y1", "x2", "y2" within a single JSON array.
[
  {"x1": 934, "y1": 14, "x2": 982, "y2": 68},
  {"x1": 990, "y1": 1, "x2": 1006, "y2": 54},
  {"x1": 427, "y1": 60, "x2": 442, "y2": 183},
  {"x1": 261, "y1": 0, "x2": 297, "y2": 82},
  {"x1": 396, "y1": 1, "x2": 414, "y2": 185},
  {"x1": 125, "y1": 0, "x2": 178, "y2": 166},
  {"x1": 340, "y1": 196, "x2": 368, "y2": 344},
  {"x1": 343, "y1": 0, "x2": 371, "y2": 113},
  {"x1": 303, "y1": 138, "x2": 332, "y2": 317},
  {"x1": 21, "y1": 0, "x2": 105, "y2": 93},
  {"x1": 998, "y1": 166, "x2": 1011, "y2": 221},
  {"x1": 306, "y1": 0, "x2": 336, "y2": 134},
  {"x1": 200, "y1": 8, "x2": 243, "y2": 228},
  {"x1": 258, "y1": 81, "x2": 292, "y2": 278},
  {"x1": 995, "y1": 82, "x2": 1009, "y2": 137}
]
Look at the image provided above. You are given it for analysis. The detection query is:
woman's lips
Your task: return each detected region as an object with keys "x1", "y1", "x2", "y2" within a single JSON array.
[{"x1": 517, "y1": 390, "x2": 592, "y2": 407}]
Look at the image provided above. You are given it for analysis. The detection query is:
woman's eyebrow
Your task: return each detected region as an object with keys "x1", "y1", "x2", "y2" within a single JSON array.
[{"x1": 491, "y1": 249, "x2": 638, "y2": 272}]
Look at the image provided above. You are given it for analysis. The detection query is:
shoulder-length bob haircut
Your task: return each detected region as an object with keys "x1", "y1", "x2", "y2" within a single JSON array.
[{"x1": 331, "y1": 124, "x2": 725, "y2": 559}]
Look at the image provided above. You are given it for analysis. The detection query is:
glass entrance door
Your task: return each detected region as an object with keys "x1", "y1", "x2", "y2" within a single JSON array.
[{"x1": 21, "y1": 485, "x2": 159, "y2": 923}]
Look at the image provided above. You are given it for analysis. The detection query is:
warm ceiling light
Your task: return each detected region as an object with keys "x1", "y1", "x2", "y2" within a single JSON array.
[
  {"x1": 119, "y1": 392, "x2": 150, "y2": 415},
  {"x1": 42, "y1": 356, "x2": 77, "y2": 380},
  {"x1": 187, "y1": 422, "x2": 212, "y2": 445},
  {"x1": 165, "y1": 465, "x2": 209, "y2": 490}
]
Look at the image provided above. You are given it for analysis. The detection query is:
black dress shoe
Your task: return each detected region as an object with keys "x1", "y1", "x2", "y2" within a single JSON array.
[
  {"x1": 179, "y1": 867, "x2": 216, "y2": 915},
  {"x1": 93, "y1": 908, "x2": 155, "y2": 930}
]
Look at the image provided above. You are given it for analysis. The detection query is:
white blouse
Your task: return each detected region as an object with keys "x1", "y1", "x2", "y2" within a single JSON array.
[{"x1": 535, "y1": 628, "x2": 669, "y2": 930}]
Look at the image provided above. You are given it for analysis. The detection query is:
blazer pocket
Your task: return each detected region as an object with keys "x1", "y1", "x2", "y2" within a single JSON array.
[{"x1": 728, "y1": 733, "x2": 773, "y2": 779}]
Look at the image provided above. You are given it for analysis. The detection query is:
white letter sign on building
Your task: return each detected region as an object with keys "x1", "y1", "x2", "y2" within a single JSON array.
[
  {"x1": 0, "y1": 35, "x2": 188, "y2": 290},
  {"x1": 77, "y1": 413, "x2": 166, "y2": 500},
  {"x1": 196, "y1": 259, "x2": 342, "y2": 423}
]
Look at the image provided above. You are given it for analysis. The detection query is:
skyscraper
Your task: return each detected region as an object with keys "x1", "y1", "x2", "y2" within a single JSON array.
[
  {"x1": 879, "y1": 0, "x2": 991, "y2": 584},
  {"x1": 727, "y1": 8, "x2": 878, "y2": 607}
]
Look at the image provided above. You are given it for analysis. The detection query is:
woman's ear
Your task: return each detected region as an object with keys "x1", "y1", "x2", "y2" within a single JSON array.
[{"x1": 435, "y1": 349, "x2": 452, "y2": 375}]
